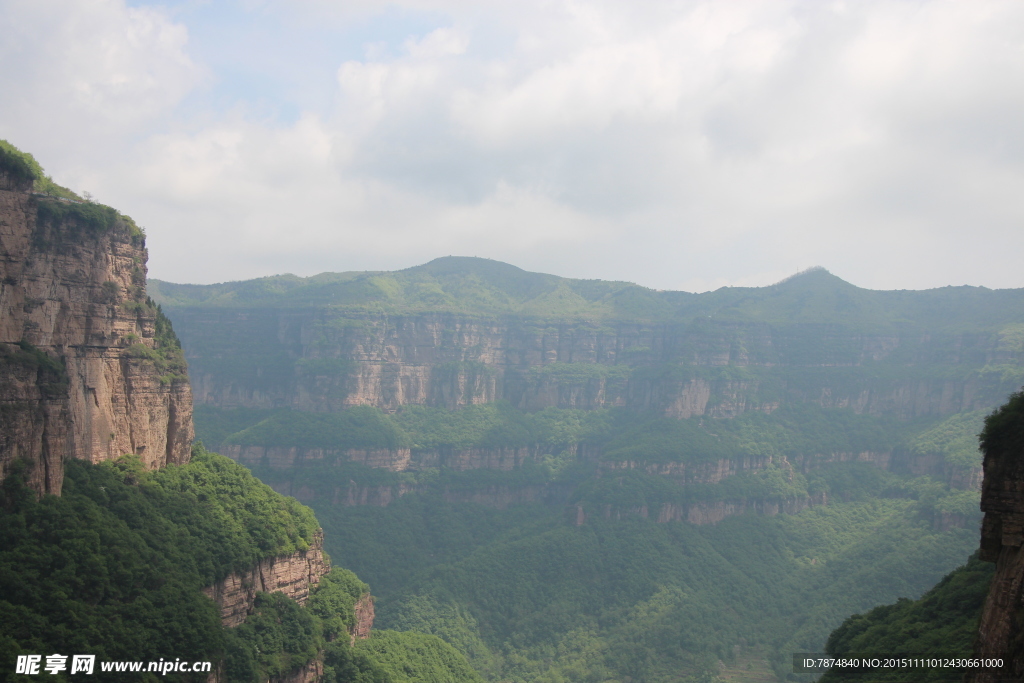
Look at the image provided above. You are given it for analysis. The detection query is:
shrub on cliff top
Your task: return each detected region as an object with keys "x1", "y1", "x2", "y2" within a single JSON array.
[
  {"x1": 0, "y1": 139, "x2": 83, "y2": 200},
  {"x1": 979, "y1": 389, "x2": 1024, "y2": 469},
  {"x1": 0, "y1": 139, "x2": 43, "y2": 184}
]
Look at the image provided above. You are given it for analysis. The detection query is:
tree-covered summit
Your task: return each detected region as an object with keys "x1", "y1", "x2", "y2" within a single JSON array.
[{"x1": 151, "y1": 256, "x2": 1024, "y2": 331}]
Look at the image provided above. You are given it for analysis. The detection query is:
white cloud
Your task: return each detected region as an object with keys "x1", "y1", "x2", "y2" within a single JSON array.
[
  {"x1": 0, "y1": 0, "x2": 203, "y2": 188},
  {"x1": 3, "y1": 0, "x2": 1024, "y2": 290}
]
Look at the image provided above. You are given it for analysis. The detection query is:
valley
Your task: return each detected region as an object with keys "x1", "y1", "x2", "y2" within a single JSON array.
[
  {"x1": 2, "y1": 136, "x2": 1021, "y2": 681},
  {"x1": 152, "y1": 257, "x2": 1024, "y2": 681}
]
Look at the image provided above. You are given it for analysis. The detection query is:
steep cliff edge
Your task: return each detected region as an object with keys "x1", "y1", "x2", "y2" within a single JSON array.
[
  {"x1": 970, "y1": 391, "x2": 1024, "y2": 680},
  {"x1": 0, "y1": 147, "x2": 192, "y2": 495},
  {"x1": 201, "y1": 528, "x2": 375, "y2": 638},
  {"x1": 204, "y1": 529, "x2": 331, "y2": 628}
]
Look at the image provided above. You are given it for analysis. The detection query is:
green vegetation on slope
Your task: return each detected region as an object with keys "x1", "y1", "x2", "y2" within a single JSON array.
[
  {"x1": 0, "y1": 139, "x2": 145, "y2": 244},
  {"x1": 229, "y1": 405, "x2": 412, "y2": 450},
  {"x1": 910, "y1": 410, "x2": 986, "y2": 469},
  {"x1": 0, "y1": 448, "x2": 483, "y2": 683},
  {"x1": 819, "y1": 554, "x2": 994, "y2": 682},
  {"x1": 200, "y1": 394, "x2": 987, "y2": 682},
  {"x1": 150, "y1": 257, "x2": 675, "y2": 321},
  {"x1": 0, "y1": 447, "x2": 316, "y2": 681},
  {"x1": 211, "y1": 402, "x2": 609, "y2": 453},
  {"x1": 206, "y1": 402, "x2": 944, "y2": 465},
  {"x1": 0, "y1": 139, "x2": 81, "y2": 199},
  {"x1": 152, "y1": 258, "x2": 1024, "y2": 332},
  {"x1": 124, "y1": 300, "x2": 189, "y2": 383},
  {"x1": 312, "y1": 492, "x2": 977, "y2": 683}
]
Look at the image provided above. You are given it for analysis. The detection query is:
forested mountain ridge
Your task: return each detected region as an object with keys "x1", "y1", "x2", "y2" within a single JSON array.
[
  {"x1": 151, "y1": 257, "x2": 1024, "y2": 331},
  {"x1": 154, "y1": 258, "x2": 1024, "y2": 421}
]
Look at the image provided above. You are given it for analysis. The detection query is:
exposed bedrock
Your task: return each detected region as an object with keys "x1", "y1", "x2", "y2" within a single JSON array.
[
  {"x1": 167, "y1": 307, "x2": 1017, "y2": 419},
  {"x1": 0, "y1": 185, "x2": 192, "y2": 495},
  {"x1": 202, "y1": 530, "x2": 331, "y2": 628}
]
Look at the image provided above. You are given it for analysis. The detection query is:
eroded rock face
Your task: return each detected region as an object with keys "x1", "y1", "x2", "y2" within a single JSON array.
[
  {"x1": 0, "y1": 187, "x2": 193, "y2": 495},
  {"x1": 351, "y1": 593, "x2": 374, "y2": 644},
  {"x1": 221, "y1": 443, "x2": 540, "y2": 472},
  {"x1": 572, "y1": 493, "x2": 826, "y2": 527},
  {"x1": 168, "y1": 306, "x2": 1016, "y2": 419},
  {"x1": 203, "y1": 531, "x2": 330, "y2": 628},
  {"x1": 204, "y1": 531, "x2": 374, "y2": 683},
  {"x1": 969, "y1": 393, "x2": 1024, "y2": 682}
]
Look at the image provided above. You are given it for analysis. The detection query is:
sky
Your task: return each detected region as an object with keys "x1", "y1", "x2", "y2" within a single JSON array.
[{"x1": 1, "y1": 0, "x2": 1022, "y2": 292}]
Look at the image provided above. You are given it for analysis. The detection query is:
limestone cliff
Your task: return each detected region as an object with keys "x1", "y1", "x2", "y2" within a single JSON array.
[
  {"x1": 970, "y1": 392, "x2": 1024, "y2": 681},
  {"x1": 222, "y1": 443, "x2": 541, "y2": 472},
  {"x1": 203, "y1": 530, "x2": 331, "y2": 628},
  {"x1": 0, "y1": 169, "x2": 192, "y2": 495},
  {"x1": 351, "y1": 593, "x2": 375, "y2": 644},
  {"x1": 571, "y1": 493, "x2": 828, "y2": 526},
  {"x1": 160, "y1": 300, "x2": 1023, "y2": 419}
]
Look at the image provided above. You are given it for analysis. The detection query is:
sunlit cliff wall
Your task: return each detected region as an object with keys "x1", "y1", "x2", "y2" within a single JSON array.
[
  {"x1": 166, "y1": 308, "x2": 1020, "y2": 419},
  {"x1": 0, "y1": 173, "x2": 193, "y2": 495}
]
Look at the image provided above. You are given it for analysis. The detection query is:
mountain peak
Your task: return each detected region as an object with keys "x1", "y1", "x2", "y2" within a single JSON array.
[{"x1": 773, "y1": 266, "x2": 856, "y2": 290}]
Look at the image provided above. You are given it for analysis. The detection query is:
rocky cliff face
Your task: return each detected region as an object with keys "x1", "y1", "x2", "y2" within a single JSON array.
[
  {"x1": 572, "y1": 493, "x2": 828, "y2": 527},
  {"x1": 203, "y1": 530, "x2": 374, "y2": 683},
  {"x1": 0, "y1": 177, "x2": 193, "y2": 495},
  {"x1": 221, "y1": 443, "x2": 541, "y2": 472},
  {"x1": 970, "y1": 392, "x2": 1024, "y2": 681},
  {"x1": 351, "y1": 593, "x2": 375, "y2": 644},
  {"x1": 165, "y1": 307, "x2": 1019, "y2": 419},
  {"x1": 203, "y1": 530, "x2": 331, "y2": 628}
]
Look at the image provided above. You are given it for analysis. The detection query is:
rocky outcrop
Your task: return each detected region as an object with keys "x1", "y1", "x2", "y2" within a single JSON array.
[
  {"x1": 266, "y1": 479, "x2": 572, "y2": 510},
  {"x1": 222, "y1": 442, "x2": 540, "y2": 472},
  {"x1": 203, "y1": 531, "x2": 376, "y2": 683},
  {"x1": 969, "y1": 393, "x2": 1024, "y2": 682},
  {"x1": 221, "y1": 444, "x2": 412, "y2": 472},
  {"x1": 572, "y1": 493, "x2": 826, "y2": 527},
  {"x1": 203, "y1": 531, "x2": 330, "y2": 628},
  {"x1": 0, "y1": 185, "x2": 193, "y2": 495},
  {"x1": 601, "y1": 454, "x2": 776, "y2": 484},
  {"x1": 351, "y1": 593, "x2": 374, "y2": 643}
]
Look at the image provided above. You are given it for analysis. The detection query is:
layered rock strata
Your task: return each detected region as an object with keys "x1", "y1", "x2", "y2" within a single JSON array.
[
  {"x1": 204, "y1": 530, "x2": 375, "y2": 683},
  {"x1": 165, "y1": 306, "x2": 1020, "y2": 419},
  {"x1": 571, "y1": 493, "x2": 828, "y2": 527},
  {"x1": 221, "y1": 443, "x2": 538, "y2": 472},
  {"x1": 203, "y1": 531, "x2": 331, "y2": 628},
  {"x1": 351, "y1": 594, "x2": 375, "y2": 644},
  {"x1": 0, "y1": 178, "x2": 193, "y2": 494}
]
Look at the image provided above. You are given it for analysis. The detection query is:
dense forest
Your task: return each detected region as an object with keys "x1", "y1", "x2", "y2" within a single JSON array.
[
  {"x1": 186, "y1": 401, "x2": 987, "y2": 682},
  {"x1": 817, "y1": 554, "x2": 993, "y2": 682},
  {"x1": 0, "y1": 447, "x2": 481, "y2": 683},
  {"x1": 151, "y1": 252, "x2": 1024, "y2": 682}
]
